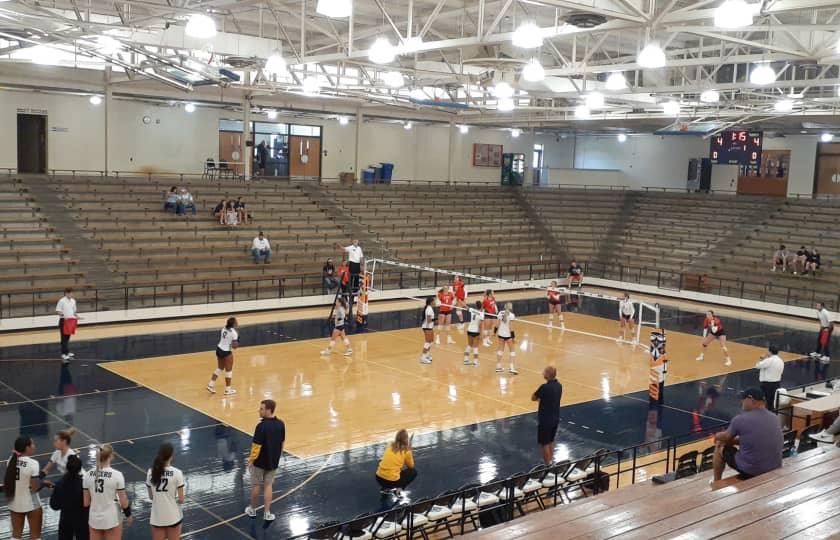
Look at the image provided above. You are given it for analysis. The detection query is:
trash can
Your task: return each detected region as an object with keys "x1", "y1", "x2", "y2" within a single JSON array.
[
  {"x1": 380, "y1": 163, "x2": 394, "y2": 183},
  {"x1": 372, "y1": 165, "x2": 383, "y2": 182},
  {"x1": 362, "y1": 169, "x2": 375, "y2": 183}
]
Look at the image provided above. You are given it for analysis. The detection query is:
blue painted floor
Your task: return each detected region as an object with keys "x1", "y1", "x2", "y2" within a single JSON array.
[{"x1": 1, "y1": 297, "x2": 839, "y2": 539}]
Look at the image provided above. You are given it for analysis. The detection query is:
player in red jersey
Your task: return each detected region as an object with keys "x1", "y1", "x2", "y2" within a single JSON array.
[
  {"x1": 453, "y1": 276, "x2": 467, "y2": 329},
  {"x1": 696, "y1": 310, "x2": 732, "y2": 367},
  {"x1": 481, "y1": 290, "x2": 498, "y2": 347},
  {"x1": 546, "y1": 281, "x2": 565, "y2": 330},
  {"x1": 436, "y1": 286, "x2": 457, "y2": 345}
]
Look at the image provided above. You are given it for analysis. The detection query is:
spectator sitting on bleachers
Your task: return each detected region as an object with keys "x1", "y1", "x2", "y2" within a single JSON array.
[
  {"x1": 251, "y1": 231, "x2": 271, "y2": 264},
  {"x1": 323, "y1": 258, "x2": 339, "y2": 293},
  {"x1": 771, "y1": 244, "x2": 791, "y2": 273},
  {"x1": 178, "y1": 187, "x2": 196, "y2": 216},
  {"x1": 164, "y1": 186, "x2": 179, "y2": 213},
  {"x1": 337, "y1": 260, "x2": 351, "y2": 294},
  {"x1": 213, "y1": 199, "x2": 227, "y2": 223},
  {"x1": 224, "y1": 201, "x2": 238, "y2": 227},
  {"x1": 234, "y1": 197, "x2": 249, "y2": 225},
  {"x1": 712, "y1": 387, "x2": 783, "y2": 482},
  {"x1": 567, "y1": 260, "x2": 584, "y2": 288},
  {"x1": 805, "y1": 249, "x2": 821, "y2": 276},
  {"x1": 794, "y1": 246, "x2": 810, "y2": 275}
]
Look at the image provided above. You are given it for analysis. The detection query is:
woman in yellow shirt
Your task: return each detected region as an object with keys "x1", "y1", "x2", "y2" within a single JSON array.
[{"x1": 375, "y1": 429, "x2": 417, "y2": 495}]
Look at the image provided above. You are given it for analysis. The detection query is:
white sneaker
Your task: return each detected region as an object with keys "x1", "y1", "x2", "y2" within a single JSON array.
[
  {"x1": 320, "y1": 349, "x2": 332, "y2": 356},
  {"x1": 809, "y1": 352, "x2": 820, "y2": 358},
  {"x1": 821, "y1": 355, "x2": 831, "y2": 363},
  {"x1": 223, "y1": 387, "x2": 237, "y2": 396},
  {"x1": 509, "y1": 367, "x2": 519, "y2": 375},
  {"x1": 724, "y1": 358, "x2": 732, "y2": 367},
  {"x1": 245, "y1": 506, "x2": 256, "y2": 518},
  {"x1": 61, "y1": 354, "x2": 70, "y2": 364},
  {"x1": 420, "y1": 357, "x2": 432, "y2": 364},
  {"x1": 696, "y1": 355, "x2": 704, "y2": 362},
  {"x1": 447, "y1": 336, "x2": 456, "y2": 345},
  {"x1": 473, "y1": 359, "x2": 479, "y2": 366},
  {"x1": 343, "y1": 349, "x2": 354, "y2": 356},
  {"x1": 810, "y1": 430, "x2": 836, "y2": 443},
  {"x1": 495, "y1": 366, "x2": 503, "y2": 373},
  {"x1": 771, "y1": 267, "x2": 776, "y2": 272},
  {"x1": 67, "y1": 352, "x2": 75, "y2": 357},
  {"x1": 264, "y1": 512, "x2": 276, "y2": 522},
  {"x1": 463, "y1": 358, "x2": 471, "y2": 365},
  {"x1": 206, "y1": 384, "x2": 216, "y2": 394},
  {"x1": 435, "y1": 336, "x2": 441, "y2": 345},
  {"x1": 616, "y1": 337, "x2": 623, "y2": 343}
]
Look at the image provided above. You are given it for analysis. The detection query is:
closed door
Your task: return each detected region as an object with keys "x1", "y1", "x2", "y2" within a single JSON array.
[
  {"x1": 289, "y1": 136, "x2": 321, "y2": 178},
  {"x1": 815, "y1": 153, "x2": 840, "y2": 196},
  {"x1": 17, "y1": 114, "x2": 47, "y2": 173},
  {"x1": 218, "y1": 132, "x2": 243, "y2": 176}
]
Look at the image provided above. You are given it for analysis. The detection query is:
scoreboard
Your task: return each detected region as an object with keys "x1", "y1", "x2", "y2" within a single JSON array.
[{"x1": 709, "y1": 130, "x2": 763, "y2": 174}]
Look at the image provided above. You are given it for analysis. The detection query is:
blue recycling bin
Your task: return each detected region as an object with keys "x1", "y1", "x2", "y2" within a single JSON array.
[
  {"x1": 362, "y1": 169, "x2": 375, "y2": 183},
  {"x1": 380, "y1": 162, "x2": 394, "y2": 182},
  {"x1": 373, "y1": 166, "x2": 383, "y2": 181}
]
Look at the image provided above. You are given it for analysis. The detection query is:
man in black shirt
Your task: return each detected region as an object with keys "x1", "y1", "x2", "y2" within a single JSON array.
[
  {"x1": 532, "y1": 366, "x2": 563, "y2": 465},
  {"x1": 245, "y1": 399, "x2": 286, "y2": 522},
  {"x1": 323, "y1": 257, "x2": 339, "y2": 293}
]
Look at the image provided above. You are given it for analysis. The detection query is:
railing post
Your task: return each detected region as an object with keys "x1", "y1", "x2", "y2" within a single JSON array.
[
  {"x1": 180, "y1": 284, "x2": 184, "y2": 306},
  {"x1": 124, "y1": 287, "x2": 128, "y2": 310}
]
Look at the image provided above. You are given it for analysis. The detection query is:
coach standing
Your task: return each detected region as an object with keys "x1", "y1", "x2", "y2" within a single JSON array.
[
  {"x1": 336, "y1": 239, "x2": 364, "y2": 293},
  {"x1": 756, "y1": 346, "x2": 784, "y2": 412},
  {"x1": 245, "y1": 399, "x2": 285, "y2": 522},
  {"x1": 532, "y1": 366, "x2": 563, "y2": 465},
  {"x1": 810, "y1": 302, "x2": 833, "y2": 362},
  {"x1": 56, "y1": 287, "x2": 78, "y2": 364}
]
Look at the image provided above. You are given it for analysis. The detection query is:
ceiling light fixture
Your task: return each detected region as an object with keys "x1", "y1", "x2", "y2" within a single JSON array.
[
  {"x1": 511, "y1": 128, "x2": 521, "y2": 138},
  {"x1": 585, "y1": 92, "x2": 605, "y2": 109},
  {"x1": 638, "y1": 42, "x2": 666, "y2": 68},
  {"x1": 89, "y1": 95, "x2": 102, "y2": 105},
  {"x1": 574, "y1": 104, "x2": 591, "y2": 119},
  {"x1": 522, "y1": 59, "x2": 545, "y2": 82},
  {"x1": 749, "y1": 63, "x2": 776, "y2": 85},
  {"x1": 774, "y1": 99, "x2": 793, "y2": 113},
  {"x1": 264, "y1": 52, "x2": 287, "y2": 76},
  {"x1": 497, "y1": 98, "x2": 515, "y2": 112},
  {"x1": 315, "y1": 0, "x2": 352, "y2": 18},
  {"x1": 368, "y1": 37, "x2": 396, "y2": 64},
  {"x1": 493, "y1": 81, "x2": 514, "y2": 99},
  {"x1": 404, "y1": 121, "x2": 412, "y2": 130},
  {"x1": 700, "y1": 89, "x2": 720, "y2": 103},
  {"x1": 459, "y1": 125, "x2": 469, "y2": 134},
  {"x1": 266, "y1": 109, "x2": 278, "y2": 120},
  {"x1": 185, "y1": 14, "x2": 217, "y2": 40},
  {"x1": 382, "y1": 70, "x2": 404, "y2": 88},
  {"x1": 95, "y1": 35, "x2": 121, "y2": 55},
  {"x1": 663, "y1": 101, "x2": 680, "y2": 116},
  {"x1": 184, "y1": 103, "x2": 196, "y2": 113},
  {"x1": 617, "y1": 133, "x2": 627, "y2": 142},
  {"x1": 302, "y1": 76, "x2": 321, "y2": 95},
  {"x1": 821, "y1": 133, "x2": 833, "y2": 142},
  {"x1": 339, "y1": 116, "x2": 349, "y2": 125},
  {"x1": 512, "y1": 22, "x2": 543, "y2": 49},
  {"x1": 605, "y1": 72, "x2": 627, "y2": 91},
  {"x1": 714, "y1": 0, "x2": 754, "y2": 29}
]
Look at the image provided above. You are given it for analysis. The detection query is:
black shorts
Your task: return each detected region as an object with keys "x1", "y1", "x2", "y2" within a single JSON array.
[
  {"x1": 548, "y1": 300, "x2": 562, "y2": 306},
  {"x1": 334, "y1": 325, "x2": 345, "y2": 332},
  {"x1": 538, "y1": 422, "x2": 559, "y2": 445},
  {"x1": 152, "y1": 520, "x2": 183, "y2": 529},
  {"x1": 216, "y1": 347, "x2": 232, "y2": 359},
  {"x1": 711, "y1": 329, "x2": 726, "y2": 338},
  {"x1": 722, "y1": 446, "x2": 753, "y2": 479},
  {"x1": 621, "y1": 314, "x2": 633, "y2": 321},
  {"x1": 349, "y1": 262, "x2": 361, "y2": 274},
  {"x1": 498, "y1": 331, "x2": 515, "y2": 341},
  {"x1": 439, "y1": 311, "x2": 452, "y2": 317},
  {"x1": 467, "y1": 331, "x2": 480, "y2": 338}
]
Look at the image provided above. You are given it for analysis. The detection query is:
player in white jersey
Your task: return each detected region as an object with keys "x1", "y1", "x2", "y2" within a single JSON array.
[
  {"x1": 4, "y1": 436, "x2": 44, "y2": 540},
  {"x1": 321, "y1": 296, "x2": 353, "y2": 357},
  {"x1": 84, "y1": 444, "x2": 132, "y2": 538},
  {"x1": 207, "y1": 317, "x2": 239, "y2": 396},
  {"x1": 495, "y1": 302, "x2": 519, "y2": 375},
  {"x1": 420, "y1": 297, "x2": 435, "y2": 364},
  {"x1": 618, "y1": 292, "x2": 636, "y2": 343},
  {"x1": 42, "y1": 428, "x2": 78, "y2": 476},
  {"x1": 463, "y1": 301, "x2": 484, "y2": 366},
  {"x1": 146, "y1": 442, "x2": 186, "y2": 539}
]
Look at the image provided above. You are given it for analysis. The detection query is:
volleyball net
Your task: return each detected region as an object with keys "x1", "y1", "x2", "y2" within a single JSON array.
[{"x1": 362, "y1": 258, "x2": 660, "y2": 350}]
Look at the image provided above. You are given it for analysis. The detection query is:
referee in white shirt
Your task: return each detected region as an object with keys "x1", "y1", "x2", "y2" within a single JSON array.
[
  {"x1": 756, "y1": 345, "x2": 784, "y2": 412},
  {"x1": 56, "y1": 287, "x2": 78, "y2": 363},
  {"x1": 336, "y1": 239, "x2": 364, "y2": 292}
]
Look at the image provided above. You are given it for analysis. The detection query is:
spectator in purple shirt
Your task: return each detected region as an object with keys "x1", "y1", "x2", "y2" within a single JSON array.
[{"x1": 713, "y1": 387, "x2": 783, "y2": 481}]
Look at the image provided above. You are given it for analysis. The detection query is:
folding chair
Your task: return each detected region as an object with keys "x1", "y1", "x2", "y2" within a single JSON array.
[
  {"x1": 495, "y1": 472, "x2": 529, "y2": 517},
  {"x1": 422, "y1": 492, "x2": 456, "y2": 538},
  {"x1": 798, "y1": 425, "x2": 821, "y2": 454},
  {"x1": 402, "y1": 498, "x2": 434, "y2": 540},
  {"x1": 675, "y1": 450, "x2": 699, "y2": 479},
  {"x1": 782, "y1": 429, "x2": 798, "y2": 457},
  {"x1": 367, "y1": 507, "x2": 406, "y2": 540},
  {"x1": 447, "y1": 484, "x2": 480, "y2": 534},
  {"x1": 699, "y1": 446, "x2": 715, "y2": 472},
  {"x1": 336, "y1": 512, "x2": 376, "y2": 540},
  {"x1": 520, "y1": 464, "x2": 549, "y2": 511}
]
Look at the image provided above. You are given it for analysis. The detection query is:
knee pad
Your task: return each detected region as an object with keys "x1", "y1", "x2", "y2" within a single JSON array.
[
  {"x1": 213, "y1": 368, "x2": 223, "y2": 377},
  {"x1": 225, "y1": 370, "x2": 233, "y2": 379}
]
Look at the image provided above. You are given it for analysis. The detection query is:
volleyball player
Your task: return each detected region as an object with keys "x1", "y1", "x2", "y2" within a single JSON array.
[
  {"x1": 496, "y1": 302, "x2": 519, "y2": 375},
  {"x1": 4, "y1": 436, "x2": 44, "y2": 540},
  {"x1": 696, "y1": 310, "x2": 732, "y2": 366},
  {"x1": 43, "y1": 428, "x2": 77, "y2": 476},
  {"x1": 84, "y1": 444, "x2": 132, "y2": 539},
  {"x1": 207, "y1": 317, "x2": 239, "y2": 396},
  {"x1": 435, "y1": 286, "x2": 456, "y2": 345},
  {"x1": 546, "y1": 281, "x2": 565, "y2": 330},
  {"x1": 146, "y1": 442, "x2": 186, "y2": 540},
  {"x1": 453, "y1": 275, "x2": 467, "y2": 329},
  {"x1": 463, "y1": 300, "x2": 484, "y2": 366},
  {"x1": 321, "y1": 297, "x2": 353, "y2": 357},
  {"x1": 481, "y1": 290, "x2": 498, "y2": 347},
  {"x1": 618, "y1": 292, "x2": 636, "y2": 343},
  {"x1": 420, "y1": 297, "x2": 435, "y2": 364}
]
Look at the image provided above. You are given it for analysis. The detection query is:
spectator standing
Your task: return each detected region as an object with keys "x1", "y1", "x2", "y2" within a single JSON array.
[
  {"x1": 177, "y1": 188, "x2": 196, "y2": 216},
  {"x1": 532, "y1": 366, "x2": 563, "y2": 465},
  {"x1": 256, "y1": 141, "x2": 268, "y2": 177},
  {"x1": 245, "y1": 399, "x2": 285, "y2": 522},
  {"x1": 164, "y1": 187, "x2": 179, "y2": 213},
  {"x1": 337, "y1": 239, "x2": 364, "y2": 293},
  {"x1": 322, "y1": 257, "x2": 339, "y2": 293},
  {"x1": 56, "y1": 287, "x2": 78, "y2": 363},
  {"x1": 755, "y1": 346, "x2": 784, "y2": 412},
  {"x1": 712, "y1": 388, "x2": 783, "y2": 482},
  {"x1": 49, "y1": 454, "x2": 89, "y2": 540},
  {"x1": 146, "y1": 442, "x2": 185, "y2": 540},
  {"x1": 809, "y1": 302, "x2": 833, "y2": 362},
  {"x1": 251, "y1": 231, "x2": 271, "y2": 264},
  {"x1": 375, "y1": 429, "x2": 417, "y2": 496}
]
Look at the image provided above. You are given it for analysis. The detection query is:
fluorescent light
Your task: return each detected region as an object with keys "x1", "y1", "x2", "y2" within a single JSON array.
[
  {"x1": 95, "y1": 35, "x2": 121, "y2": 55},
  {"x1": 264, "y1": 52, "x2": 287, "y2": 76},
  {"x1": 714, "y1": 0, "x2": 754, "y2": 29},
  {"x1": 497, "y1": 98, "x2": 515, "y2": 112},
  {"x1": 585, "y1": 92, "x2": 605, "y2": 109},
  {"x1": 512, "y1": 22, "x2": 542, "y2": 48},
  {"x1": 511, "y1": 128, "x2": 521, "y2": 138},
  {"x1": 29, "y1": 45, "x2": 53, "y2": 65},
  {"x1": 700, "y1": 89, "x2": 720, "y2": 103},
  {"x1": 404, "y1": 121, "x2": 412, "y2": 130},
  {"x1": 493, "y1": 81, "x2": 514, "y2": 99},
  {"x1": 662, "y1": 101, "x2": 680, "y2": 116},
  {"x1": 184, "y1": 103, "x2": 196, "y2": 113},
  {"x1": 522, "y1": 59, "x2": 545, "y2": 82},
  {"x1": 821, "y1": 133, "x2": 833, "y2": 142},
  {"x1": 266, "y1": 109, "x2": 278, "y2": 119},
  {"x1": 316, "y1": 0, "x2": 352, "y2": 18},
  {"x1": 89, "y1": 95, "x2": 102, "y2": 105},
  {"x1": 302, "y1": 75, "x2": 321, "y2": 94},
  {"x1": 459, "y1": 125, "x2": 469, "y2": 134},
  {"x1": 185, "y1": 14, "x2": 216, "y2": 40},
  {"x1": 338, "y1": 116, "x2": 349, "y2": 125},
  {"x1": 774, "y1": 99, "x2": 793, "y2": 113},
  {"x1": 574, "y1": 104, "x2": 591, "y2": 119},
  {"x1": 605, "y1": 72, "x2": 627, "y2": 91},
  {"x1": 617, "y1": 133, "x2": 627, "y2": 143},
  {"x1": 638, "y1": 42, "x2": 666, "y2": 69},
  {"x1": 368, "y1": 38, "x2": 395, "y2": 64},
  {"x1": 750, "y1": 64, "x2": 776, "y2": 85},
  {"x1": 382, "y1": 70, "x2": 404, "y2": 88}
]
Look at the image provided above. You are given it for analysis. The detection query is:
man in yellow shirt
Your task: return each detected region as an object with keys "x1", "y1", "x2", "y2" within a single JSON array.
[{"x1": 375, "y1": 430, "x2": 416, "y2": 495}]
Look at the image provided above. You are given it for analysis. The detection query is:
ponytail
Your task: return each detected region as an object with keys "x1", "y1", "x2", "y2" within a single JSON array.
[
  {"x1": 97, "y1": 444, "x2": 114, "y2": 471},
  {"x1": 4, "y1": 437, "x2": 32, "y2": 499},
  {"x1": 151, "y1": 443, "x2": 174, "y2": 487},
  {"x1": 56, "y1": 428, "x2": 76, "y2": 446}
]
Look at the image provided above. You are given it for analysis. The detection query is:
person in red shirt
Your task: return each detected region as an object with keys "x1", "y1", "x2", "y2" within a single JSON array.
[
  {"x1": 696, "y1": 310, "x2": 732, "y2": 367},
  {"x1": 546, "y1": 281, "x2": 565, "y2": 330},
  {"x1": 453, "y1": 276, "x2": 467, "y2": 329},
  {"x1": 481, "y1": 290, "x2": 498, "y2": 347},
  {"x1": 436, "y1": 286, "x2": 456, "y2": 345}
]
